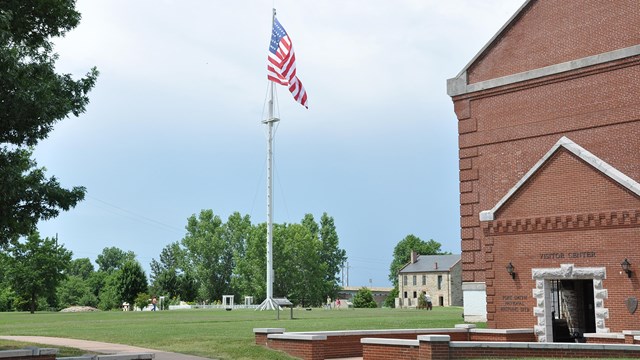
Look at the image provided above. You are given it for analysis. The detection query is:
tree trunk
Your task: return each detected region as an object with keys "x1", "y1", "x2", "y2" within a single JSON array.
[{"x1": 30, "y1": 294, "x2": 36, "y2": 314}]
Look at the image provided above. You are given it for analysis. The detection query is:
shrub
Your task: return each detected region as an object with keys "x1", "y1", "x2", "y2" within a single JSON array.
[
  {"x1": 135, "y1": 292, "x2": 150, "y2": 311},
  {"x1": 353, "y1": 287, "x2": 378, "y2": 308}
]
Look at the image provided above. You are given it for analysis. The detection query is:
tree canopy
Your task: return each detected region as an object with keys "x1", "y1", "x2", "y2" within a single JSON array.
[
  {"x1": 0, "y1": 0, "x2": 98, "y2": 245},
  {"x1": 6, "y1": 232, "x2": 72, "y2": 313}
]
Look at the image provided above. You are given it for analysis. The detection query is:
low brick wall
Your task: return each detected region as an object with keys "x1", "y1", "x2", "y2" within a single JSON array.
[
  {"x1": 254, "y1": 327, "x2": 472, "y2": 359},
  {"x1": 255, "y1": 325, "x2": 640, "y2": 359},
  {"x1": 361, "y1": 340, "x2": 419, "y2": 360},
  {"x1": 254, "y1": 325, "x2": 537, "y2": 360},
  {"x1": 0, "y1": 348, "x2": 57, "y2": 360},
  {"x1": 267, "y1": 334, "x2": 325, "y2": 360},
  {"x1": 584, "y1": 331, "x2": 640, "y2": 345},
  {"x1": 468, "y1": 328, "x2": 536, "y2": 342},
  {"x1": 361, "y1": 336, "x2": 640, "y2": 360},
  {"x1": 0, "y1": 348, "x2": 154, "y2": 360},
  {"x1": 58, "y1": 354, "x2": 154, "y2": 360}
]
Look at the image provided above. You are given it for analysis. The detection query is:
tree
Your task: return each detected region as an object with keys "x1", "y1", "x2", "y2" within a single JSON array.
[
  {"x1": 135, "y1": 292, "x2": 150, "y2": 311},
  {"x1": 221, "y1": 212, "x2": 252, "y2": 300},
  {"x1": 6, "y1": 232, "x2": 72, "y2": 313},
  {"x1": 68, "y1": 257, "x2": 94, "y2": 280},
  {"x1": 276, "y1": 223, "x2": 325, "y2": 307},
  {"x1": 181, "y1": 210, "x2": 232, "y2": 302},
  {"x1": 234, "y1": 223, "x2": 267, "y2": 302},
  {"x1": 318, "y1": 213, "x2": 347, "y2": 298},
  {"x1": 149, "y1": 242, "x2": 183, "y2": 298},
  {"x1": 96, "y1": 247, "x2": 136, "y2": 274},
  {"x1": 388, "y1": 235, "x2": 447, "y2": 287},
  {"x1": 353, "y1": 287, "x2": 378, "y2": 308},
  {"x1": 57, "y1": 275, "x2": 96, "y2": 308},
  {"x1": 383, "y1": 287, "x2": 399, "y2": 308},
  {"x1": 116, "y1": 260, "x2": 148, "y2": 308},
  {"x1": 0, "y1": 1, "x2": 98, "y2": 246}
]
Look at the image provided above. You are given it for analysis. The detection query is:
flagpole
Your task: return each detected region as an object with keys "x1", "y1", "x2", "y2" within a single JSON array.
[{"x1": 257, "y1": 8, "x2": 280, "y2": 311}]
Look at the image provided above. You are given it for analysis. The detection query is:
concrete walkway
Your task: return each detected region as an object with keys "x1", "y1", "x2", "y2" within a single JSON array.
[{"x1": 0, "y1": 336, "x2": 213, "y2": 360}]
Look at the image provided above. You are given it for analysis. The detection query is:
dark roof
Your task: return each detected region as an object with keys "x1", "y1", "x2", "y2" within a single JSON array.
[{"x1": 399, "y1": 254, "x2": 461, "y2": 274}]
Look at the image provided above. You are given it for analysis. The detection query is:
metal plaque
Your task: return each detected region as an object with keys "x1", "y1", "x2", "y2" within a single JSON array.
[{"x1": 626, "y1": 297, "x2": 638, "y2": 314}]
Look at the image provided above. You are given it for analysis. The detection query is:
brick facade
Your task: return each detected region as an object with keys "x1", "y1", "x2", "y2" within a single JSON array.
[{"x1": 448, "y1": 0, "x2": 640, "y2": 335}]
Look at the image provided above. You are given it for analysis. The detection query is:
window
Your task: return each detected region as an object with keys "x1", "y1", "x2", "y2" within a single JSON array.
[
  {"x1": 403, "y1": 275, "x2": 407, "y2": 286},
  {"x1": 422, "y1": 275, "x2": 426, "y2": 285},
  {"x1": 437, "y1": 275, "x2": 443, "y2": 290},
  {"x1": 413, "y1": 291, "x2": 417, "y2": 299},
  {"x1": 403, "y1": 291, "x2": 407, "y2": 298},
  {"x1": 412, "y1": 275, "x2": 417, "y2": 286}
]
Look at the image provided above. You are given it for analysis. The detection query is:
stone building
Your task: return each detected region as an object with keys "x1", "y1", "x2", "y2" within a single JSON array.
[
  {"x1": 447, "y1": 0, "x2": 639, "y2": 342},
  {"x1": 396, "y1": 253, "x2": 462, "y2": 309}
]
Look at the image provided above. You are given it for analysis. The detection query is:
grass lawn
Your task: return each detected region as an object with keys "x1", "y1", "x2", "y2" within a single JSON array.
[{"x1": 0, "y1": 307, "x2": 471, "y2": 359}]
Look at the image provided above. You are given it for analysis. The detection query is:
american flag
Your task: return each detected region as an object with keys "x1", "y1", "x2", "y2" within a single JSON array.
[{"x1": 267, "y1": 17, "x2": 308, "y2": 108}]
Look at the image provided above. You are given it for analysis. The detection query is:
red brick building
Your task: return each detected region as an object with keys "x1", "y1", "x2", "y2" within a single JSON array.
[{"x1": 447, "y1": 0, "x2": 640, "y2": 342}]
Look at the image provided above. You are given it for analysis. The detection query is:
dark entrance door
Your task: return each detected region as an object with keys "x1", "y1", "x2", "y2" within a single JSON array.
[{"x1": 550, "y1": 279, "x2": 596, "y2": 342}]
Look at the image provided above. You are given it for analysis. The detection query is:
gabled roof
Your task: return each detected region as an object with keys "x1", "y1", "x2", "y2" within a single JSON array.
[
  {"x1": 480, "y1": 136, "x2": 640, "y2": 221},
  {"x1": 446, "y1": 1, "x2": 640, "y2": 96},
  {"x1": 399, "y1": 254, "x2": 461, "y2": 274}
]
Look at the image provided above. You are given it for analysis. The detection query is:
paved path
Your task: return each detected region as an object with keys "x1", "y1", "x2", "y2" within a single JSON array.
[{"x1": 0, "y1": 336, "x2": 213, "y2": 360}]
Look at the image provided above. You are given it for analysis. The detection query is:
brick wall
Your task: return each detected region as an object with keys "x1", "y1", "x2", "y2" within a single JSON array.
[
  {"x1": 361, "y1": 336, "x2": 640, "y2": 360},
  {"x1": 362, "y1": 343, "x2": 419, "y2": 360},
  {"x1": 267, "y1": 338, "x2": 325, "y2": 360},
  {"x1": 451, "y1": 0, "x2": 640, "y2": 329},
  {"x1": 467, "y1": 0, "x2": 640, "y2": 83}
]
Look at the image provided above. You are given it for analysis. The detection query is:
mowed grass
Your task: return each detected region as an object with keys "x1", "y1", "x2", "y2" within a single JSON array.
[{"x1": 0, "y1": 307, "x2": 471, "y2": 359}]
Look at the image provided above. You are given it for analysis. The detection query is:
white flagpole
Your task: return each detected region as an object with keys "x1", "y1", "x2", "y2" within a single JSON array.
[{"x1": 257, "y1": 8, "x2": 280, "y2": 311}]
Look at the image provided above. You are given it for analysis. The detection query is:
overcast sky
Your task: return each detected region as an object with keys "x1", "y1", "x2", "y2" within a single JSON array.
[{"x1": 36, "y1": 0, "x2": 525, "y2": 289}]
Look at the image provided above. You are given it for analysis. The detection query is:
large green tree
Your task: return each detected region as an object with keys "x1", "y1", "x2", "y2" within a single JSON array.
[
  {"x1": 276, "y1": 223, "x2": 325, "y2": 307},
  {"x1": 0, "y1": 1, "x2": 98, "y2": 245},
  {"x1": 181, "y1": 210, "x2": 233, "y2": 302},
  {"x1": 116, "y1": 260, "x2": 148, "y2": 308},
  {"x1": 318, "y1": 213, "x2": 347, "y2": 298},
  {"x1": 6, "y1": 232, "x2": 72, "y2": 313},
  {"x1": 96, "y1": 246, "x2": 136, "y2": 274},
  {"x1": 149, "y1": 242, "x2": 196, "y2": 301},
  {"x1": 234, "y1": 223, "x2": 267, "y2": 302}
]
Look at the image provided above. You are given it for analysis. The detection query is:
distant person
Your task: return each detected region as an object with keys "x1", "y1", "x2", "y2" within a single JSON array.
[
  {"x1": 152, "y1": 296, "x2": 157, "y2": 311},
  {"x1": 425, "y1": 292, "x2": 432, "y2": 311},
  {"x1": 336, "y1": 298, "x2": 341, "y2": 309},
  {"x1": 326, "y1": 296, "x2": 332, "y2": 309}
]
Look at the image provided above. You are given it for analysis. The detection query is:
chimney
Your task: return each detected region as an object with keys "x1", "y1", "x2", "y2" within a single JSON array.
[{"x1": 410, "y1": 251, "x2": 418, "y2": 264}]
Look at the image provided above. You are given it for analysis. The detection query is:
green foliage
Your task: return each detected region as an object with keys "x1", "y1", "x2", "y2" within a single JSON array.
[
  {"x1": 388, "y1": 234, "x2": 448, "y2": 287},
  {"x1": 97, "y1": 273, "x2": 121, "y2": 311},
  {"x1": 0, "y1": 0, "x2": 98, "y2": 246},
  {"x1": 383, "y1": 286, "x2": 399, "y2": 308},
  {"x1": 319, "y1": 213, "x2": 347, "y2": 298},
  {"x1": 135, "y1": 292, "x2": 150, "y2": 311},
  {"x1": 353, "y1": 287, "x2": 378, "y2": 308},
  {"x1": 5, "y1": 232, "x2": 72, "y2": 313},
  {"x1": 0, "y1": 286, "x2": 16, "y2": 312},
  {"x1": 96, "y1": 247, "x2": 136, "y2": 274},
  {"x1": 0, "y1": 148, "x2": 86, "y2": 245},
  {"x1": 68, "y1": 258, "x2": 94, "y2": 279},
  {"x1": 182, "y1": 210, "x2": 226, "y2": 301},
  {"x1": 57, "y1": 275, "x2": 95, "y2": 308},
  {"x1": 234, "y1": 223, "x2": 267, "y2": 302},
  {"x1": 276, "y1": 223, "x2": 325, "y2": 307},
  {"x1": 116, "y1": 260, "x2": 148, "y2": 307}
]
